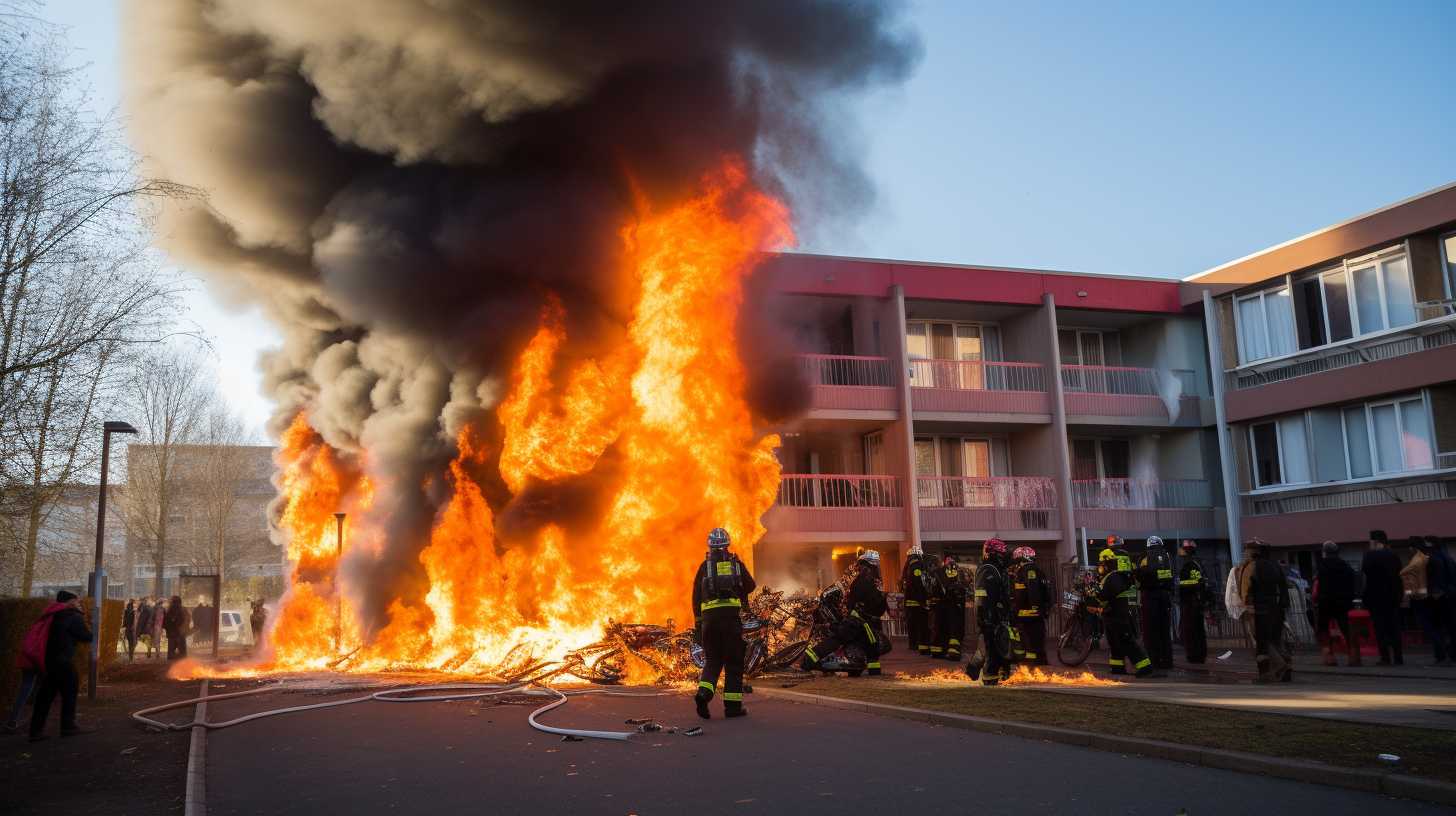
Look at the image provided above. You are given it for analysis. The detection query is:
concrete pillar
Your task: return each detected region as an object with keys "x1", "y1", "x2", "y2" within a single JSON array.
[
  {"x1": 1042, "y1": 293, "x2": 1078, "y2": 561},
  {"x1": 891, "y1": 285, "x2": 922, "y2": 552},
  {"x1": 1202, "y1": 290, "x2": 1242, "y2": 563}
]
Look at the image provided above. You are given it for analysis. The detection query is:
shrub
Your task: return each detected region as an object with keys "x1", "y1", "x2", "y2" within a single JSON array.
[{"x1": 0, "y1": 596, "x2": 124, "y2": 702}]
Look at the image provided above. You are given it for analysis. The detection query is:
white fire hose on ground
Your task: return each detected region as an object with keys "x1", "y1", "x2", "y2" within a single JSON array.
[{"x1": 132, "y1": 681, "x2": 672, "y2": 741}]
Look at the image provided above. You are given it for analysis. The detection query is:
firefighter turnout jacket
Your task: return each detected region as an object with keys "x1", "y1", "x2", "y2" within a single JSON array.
[
  {"x1": 1010, "y1": 561, "x2": 1049, "y2": 618},
  {"x1": 901, "y1": 553, "x2": 931, "y2": 608},
  {"x1": 1136, "y1": 548, "x2": 1175, "y2": 592},
  {"x1": 692, "y1": 552, "x2": 755, "y2": 615},
  {"x1": 1178, "y1": 557, "x2": 1207, "y2": 604}
]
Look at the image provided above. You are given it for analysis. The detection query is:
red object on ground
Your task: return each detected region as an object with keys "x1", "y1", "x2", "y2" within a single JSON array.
[{"x1": 1328, "y1": 609, "x2": 1379, "y2": 658}]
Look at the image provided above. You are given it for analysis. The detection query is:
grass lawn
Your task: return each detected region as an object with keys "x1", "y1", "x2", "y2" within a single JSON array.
[{"x1": 776, "y1": 674, "x2": 1456, "y2": 784}]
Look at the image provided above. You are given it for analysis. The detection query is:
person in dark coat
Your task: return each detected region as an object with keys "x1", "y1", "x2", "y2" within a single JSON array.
[
  {"x1": 164, "y1": 595, "x2": 190, "y2": 660},
  {"x1": 29, "y1": 590, "x2": 94, "y2": 742},
  {"x1": 1420, "y1": 535, "x2": 1456, "y2": 666},
  {"x1": 1245, "y1": 541, "x2": 1290, "y2": 683},
  {"x1": 1313, "y1": 541, "x2": 1360, "y2": 666},
  {"x1": 1361, "y1": 530, "x2": 1404, "y2": 666},
  {"x1": 123, "y1": 599, "x2": 138, "y2": 661}
]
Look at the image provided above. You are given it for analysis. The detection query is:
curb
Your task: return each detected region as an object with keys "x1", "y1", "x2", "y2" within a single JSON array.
[
  {"x1": 184, "y1": 679, "x2": 208, "y2": 816},
  {"x1": 756, "y1": 686, "x2": 1456, "y2": 807}
]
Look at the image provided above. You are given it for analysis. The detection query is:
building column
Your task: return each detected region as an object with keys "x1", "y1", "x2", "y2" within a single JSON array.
[
  {"x1": 891, "y1": 285, "x2": 922, "y2": 552},
  {"x1": 1202, "y1": 290, "x2": 1242, "y2": 563},
  {"x1": 1043, "y1": 293, "x2": 1078, "y2": 561}
]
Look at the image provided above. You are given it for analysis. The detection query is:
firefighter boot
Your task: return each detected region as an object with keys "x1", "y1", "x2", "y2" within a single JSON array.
[
  {"x1": 694, "y1": 683, "x2": 713, "y2": 720},
  {"x1": 724, "y1": 694, "x2": 747, "y2": 718}
]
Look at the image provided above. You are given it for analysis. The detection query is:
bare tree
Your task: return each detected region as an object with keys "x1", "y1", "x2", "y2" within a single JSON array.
[
  {"x1": 117, "y1": 348, "x2": 208, "y2": 596},
  {"x1": 186, "y1": 406, "x2": 250, "y2": 579}
]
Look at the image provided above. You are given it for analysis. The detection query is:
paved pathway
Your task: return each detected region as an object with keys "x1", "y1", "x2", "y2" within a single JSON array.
[{"x1": 201, "y1": 685, "x2": 1447, "y2": 815}]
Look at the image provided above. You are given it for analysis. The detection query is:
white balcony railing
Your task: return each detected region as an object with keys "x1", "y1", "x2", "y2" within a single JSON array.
[
  {"x1": 1227, "y1": 312, "x2": 1456, "y2": 391},
  {"x1": 777, "y1": 474, "x2": 902, "y2": 508},
  {"x1": 1241, "y1": 473, "x2": 1456, "y2": 516},
  {"x1": 797, "y1": 354, "x2": 896, "y2": 387},
  {"x1": 1071, "y1": 479, "x2": 1213, "y2": 509},
  {"x1": 916, "y1": 476, "x2": 1058, "y2": 509}
]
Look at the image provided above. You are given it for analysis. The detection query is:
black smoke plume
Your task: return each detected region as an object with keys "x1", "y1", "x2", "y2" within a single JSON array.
[{"x1": 124, "y1": 0, "x2": 920, "y2": 631}]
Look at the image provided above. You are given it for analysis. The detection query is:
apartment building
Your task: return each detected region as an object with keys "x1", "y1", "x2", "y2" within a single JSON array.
[
  {"x1": 1189, "y1": 182, "x2": 1456, "y2": 576},
  {"x1": 751, "y1": 254, "x2": 1228, "y2": 591}
]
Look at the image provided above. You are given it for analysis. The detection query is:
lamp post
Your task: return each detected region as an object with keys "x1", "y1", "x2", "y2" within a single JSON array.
[
  {"x1": 334, "y1": 512, "x2": 345, "y2": 653},
  {"x1": 91, "y1": 421, "x2": 137, "y2": 700}
]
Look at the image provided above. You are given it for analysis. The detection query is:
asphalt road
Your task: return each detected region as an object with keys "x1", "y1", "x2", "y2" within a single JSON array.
[{"x1": 201, "y1": 685, "x2": 1448, "y2": 815}]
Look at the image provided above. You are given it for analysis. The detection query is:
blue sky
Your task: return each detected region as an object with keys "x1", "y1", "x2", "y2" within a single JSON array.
[{"x1": 37, "y1": 0, "x2": 1456, "y2": 426}]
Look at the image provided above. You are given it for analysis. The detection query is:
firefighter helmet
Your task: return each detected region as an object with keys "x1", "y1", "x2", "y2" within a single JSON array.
[
  {"x1": 1321, "y1": 540, "x2": 1339, "y2": 555},
  {"x1": 707, "y1": 528, "x2": 730, "y2": 549},
  {"x1": 1011, "y1": 546, "x2": 1035, "y2": 561},
  {"x1": 1098, "y1": 548, "x2": 1118, "y2": 563},
  {"x1": 983, "y1": 538, "x2": 1008, "y2": 558},
  {"x1": 860, "y1": 549, "x2": 881, "y2": 566},
  {"x1": 1180, "y1": 539, "x2": 1197, "y2": 552},
  {"x1": 1146, "y1": 535, "x2": 1165, "y2": 548}
]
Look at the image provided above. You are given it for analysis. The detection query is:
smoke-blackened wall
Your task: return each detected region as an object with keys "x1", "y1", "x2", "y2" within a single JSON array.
[{"x1": 123, "y1": 0, "x2": 919, "y2": 631}]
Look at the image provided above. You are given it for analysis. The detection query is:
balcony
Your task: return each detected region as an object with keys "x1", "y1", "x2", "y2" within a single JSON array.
[
  {"x1": 1071, "y1": 478, "x2": 1216, "y2": 532},
  {"x1": 1239, "y1": 467, "x2": 1456, "y2": 543},
  {"x1": 917, "y1": 476, "x2": 1058, "y2": 534},
  {"x1": 1226, "y1": 311, "x2": 1456, "y2": 393},
  {"x1": 796, "y1": 354, "x2": 898, "y2": 413},
  {"x1": 1242, "y1": 470, "x2": 1456, "y2": 517},
  {"x1": 1062, "y1": 365, "x2": 1199, "y2": 423},
  {"x1": 764, "y1": 474, "x2": 906, "y2": 539},
  {"x1": 909, "y1": 359, "x2": 1050, "y2": 417}
]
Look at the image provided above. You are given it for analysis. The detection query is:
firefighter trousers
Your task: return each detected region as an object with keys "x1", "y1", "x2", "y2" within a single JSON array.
[
  {"x1": 1141, "y1": 590, "x2": 1174, "y2": 669},
  {"x1": 697, "y1": 609, "x2": 746, "y2": 710},
  {"x1": 1104, "y1": 614, "x2": 1150, "y2": 675},
  {"x1": 934, "y1": 603, "x2": 965, "y2": 660},
  {"x1": 905, "y1": 603, "x2": 931, "y2": 655},
  {"x1": 807, "y1": 616, "x2": 881, "y2": 674},
  {"x1": 978, "y1": 619, "x2": 1011, "y2": 683},
  {"x1": 1015, "y1": 614, "x2": 1046, "y2": 664},
  {"x1": 1180, "y1": 599, "x2": 1207, "y2": 663}
]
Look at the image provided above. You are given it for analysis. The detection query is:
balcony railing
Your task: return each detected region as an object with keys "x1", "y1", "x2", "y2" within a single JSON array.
[
  {"x1": 796, "y1": 354, "x2": 898, "y2": 411},
  {"x1": 1070, "y1": 478, "x2": 1213, "y2": 509},
  {"x1": 1072, "y1": 478, "x2": 1216, "y2": 533},
  {"x1": 777, "y1": 474, "x2": 903, "y2": 507},
  {"x1": 1241, "y1": 473, "x2": 1456, "y2": 516},
  {"x1": 908, "y1": 360, "x2": 1050, "y2": 415},
  {"x1": 917, "y1": 476, "x2": 1058, "y2": 532},
  {"x1": 768, "y1": 474, "x2": 906, "y2": 536},
  {"x1": 1061, "y1": 365, "x2": 1196, "y2": 419},
  {"x1": 1226, "y1": 312, "x2": 1456, "y2": 392}
]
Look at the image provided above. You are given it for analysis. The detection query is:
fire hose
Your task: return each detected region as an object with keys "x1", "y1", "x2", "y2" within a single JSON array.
[{"x1": 131, "y1": 681, "x2": 671, "y2": 741}]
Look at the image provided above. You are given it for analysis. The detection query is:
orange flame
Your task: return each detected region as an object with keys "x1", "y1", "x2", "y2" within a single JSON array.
[
  {"x1": 1001, "y1": 665, "x2": 1123, "y2": 687},
  {"x1": 256, "y1": 158, "x2": 792, "y2": 678}
]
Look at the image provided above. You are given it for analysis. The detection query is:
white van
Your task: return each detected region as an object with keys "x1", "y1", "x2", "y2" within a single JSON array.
[{"x1": 219, "y1": 610, "x2": 247, "y2": 644}]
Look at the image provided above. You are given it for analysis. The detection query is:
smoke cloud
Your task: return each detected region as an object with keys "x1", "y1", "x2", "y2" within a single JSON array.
[{"x1": 123, "y1": 0, "x2": 920, "y2": 631}]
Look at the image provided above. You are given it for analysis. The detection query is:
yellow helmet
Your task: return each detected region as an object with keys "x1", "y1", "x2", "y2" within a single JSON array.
[{"x1": 1098, "y1": 548, "x2": 1117, "y2": 563}]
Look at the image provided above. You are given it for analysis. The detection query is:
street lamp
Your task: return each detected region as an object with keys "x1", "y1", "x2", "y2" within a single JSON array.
[
  {"x1": 91, "y1": 420, "x2": 137, "y2": 700},
  {"x1": 334, "y1": 512, "x2": 346, "y2": 653}
]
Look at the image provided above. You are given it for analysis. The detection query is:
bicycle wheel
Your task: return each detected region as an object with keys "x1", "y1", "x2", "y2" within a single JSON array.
[{"x1": 1057, "y1": 615, "x2": 1094, "y2": 666}]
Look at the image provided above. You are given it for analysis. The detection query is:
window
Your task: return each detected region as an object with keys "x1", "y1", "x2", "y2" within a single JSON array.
[
  {"x1": 1235, "y1": 287, "x2": 1296, "y2": 363},
  {"x1": 916, "y1": 435, "x2": 999, "y2": 507},
  {"x1": 1249, "y1": 415, "x2": 1309, "y2": 487},
  {"x1": 1257, "y1": 395, "x2": 1436, "y2": 487},
  {"x1": 1321, "y1": 268, "x2": 1354, "y2": 342},
  {"x1": 907, "y1": 321, "x2": 999, "y2": 389},
  {"x1": 1443, "y1": 233, "x2": 1456, "y2": 298},
  {"x1": 1070, "y1": 438, "x2": 1130, "y2": 479},
  {"x1": 1293, "y1": 276, "x2": 1327, "y2": 349}
]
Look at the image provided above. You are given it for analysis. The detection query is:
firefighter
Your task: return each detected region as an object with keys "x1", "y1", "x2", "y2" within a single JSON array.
[
  {"x1": 802, "y1": 550, "x2": 888, "y2": 676},
  {"x1": 932, "y1": 555, "x2": 967, "y2": 661},
  {"x1": 966, "y1": 538, "x2": 1012, "y2": 685},
  {"x1": 1093, "y1": 547, "x2": 1153, "y2": 677},
  {"x1": 1245, "y1": 539, "x2": 1290, "y2": 683},
  {"x1": 901, "y1": 543, "x2": 932, "y2": 656},
  {"x1": 1010, "y1": 546, "x2": 1049, "y2": 665},
  {"x1": 1177, "y1": 539, "x2": 1208, "y2": 664},
  {"x1": 1136, "y1": 535, "x2": 1176, "y2": 671},
  {"x1": 691, "y1": 527, "x2": 755, "y2": 719}
]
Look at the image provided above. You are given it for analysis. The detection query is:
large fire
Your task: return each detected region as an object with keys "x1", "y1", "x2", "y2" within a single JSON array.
[{"x1": 258, "y1": 159, "x2": 792, "y2": 677}]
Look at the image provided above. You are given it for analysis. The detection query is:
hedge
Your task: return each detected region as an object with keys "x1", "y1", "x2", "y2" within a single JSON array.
[{"x1": 0, "y1": 596, "x2": 124, "y2": 703}]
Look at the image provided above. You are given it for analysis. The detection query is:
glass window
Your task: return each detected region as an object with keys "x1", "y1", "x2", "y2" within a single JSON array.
[
  {"x1": 1352, "y1": 265, "x2": 1383, "y2": 334},
  {"x1": 955, "y1": 325, "x2": 982, "y2": 361},
  {"x1": 1267, "y1": 287, "x2": 1296, "y2": 357},
  {"x1": 1343, "y1": 406, "x2": 1373, "y2": 478},
  {"x1": 1398, "y1": 399, "x2": 1434, "y2": 470},
  {"x1": 1071, "y1": 439, "x2": 1099, "y2": 480},
  {"x1": 913, "y1": 438, "x2": 936, "y2": 476},
  {"x1": 1310, "y1": 409, "x2": 1347, "y2": 482},
  {"x1": 1100, "y1": 439, "x2": 1130, "y2": 478},
  {"x1": 1251, "y1": 422, "x2": 1281, "y2": 486},
  {"x1": 962, "y1": 440, "x2": 991, "y2": 477},
  {"x1": 1371, "y1": 404, "x2": 1402, "y2": 472},
  {"x1": 906, "y1": 323, "x2": 928, "y2": 359},
  {"x1": 1278, "y1": 414, "x2": 1310, "y2": 484},
  {"x1": 930, "y1": 323, "x2": 955, "y2": 360},
  {"x1": 1322, "y1": 269, "x2": 1353, "y2": 342},
  {"x1": 1443, "y1": 233, "x2": 1456, "y2": 297},
  {"x1": 1381, "y1": 256, "x2": 1417, "y2": 328},
  {"x1": 1294, "y1": 277, "x2": 1327, "y2": 349},
  {"x1": 1237, "y1": 296, "x2": 1269, "y2": 362}
]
